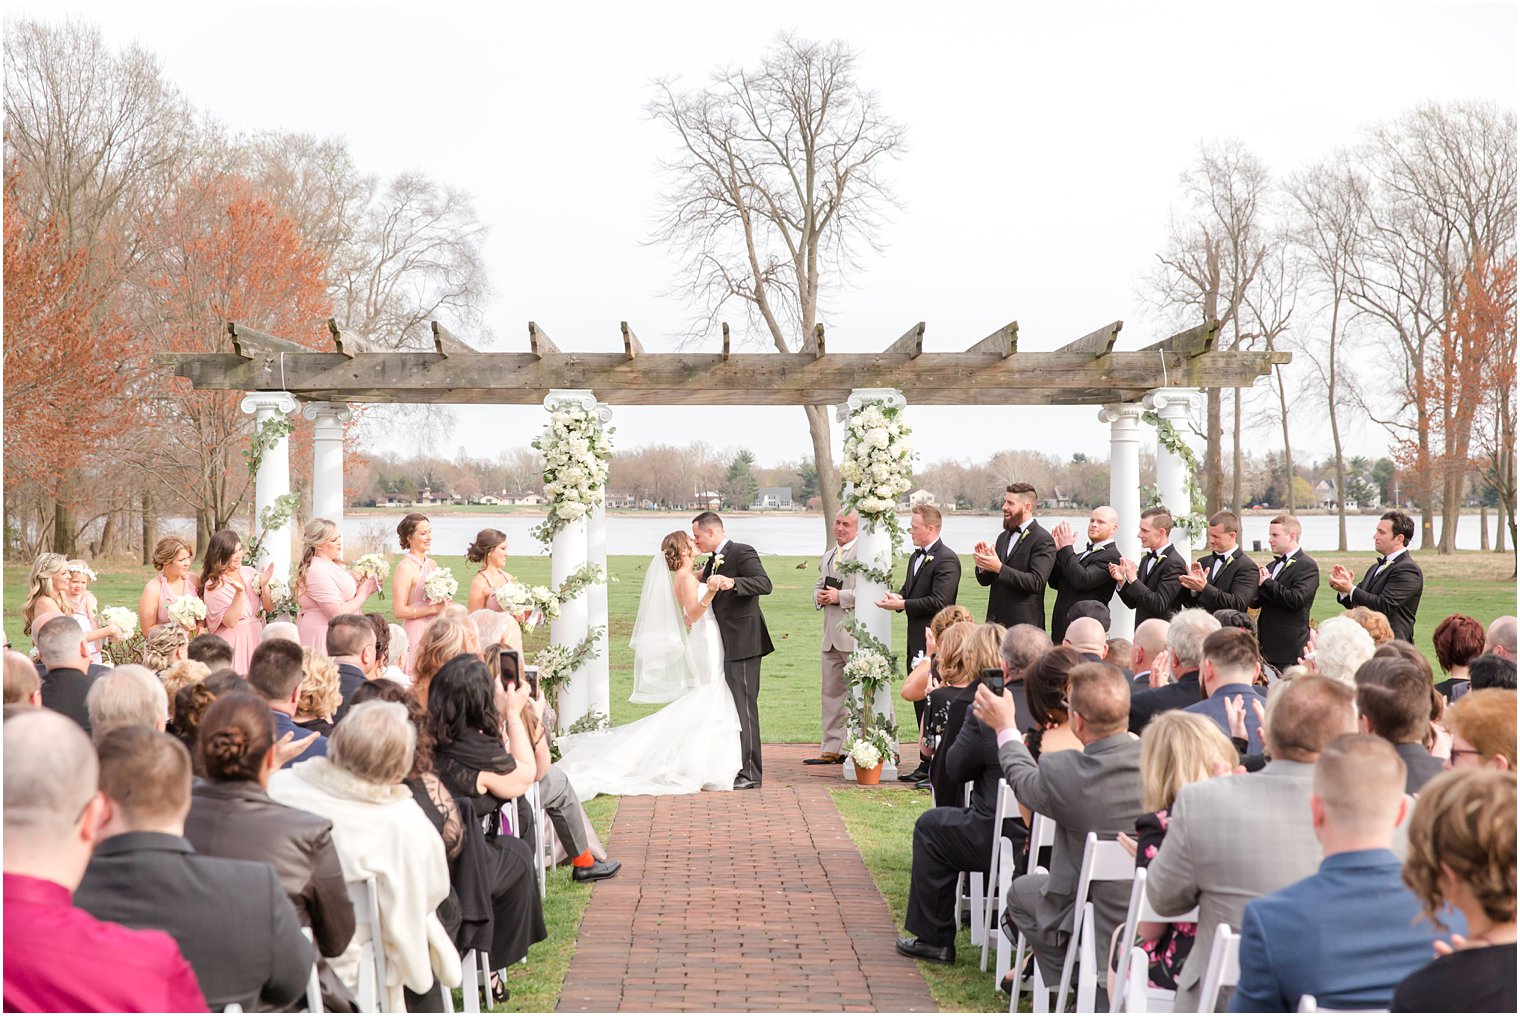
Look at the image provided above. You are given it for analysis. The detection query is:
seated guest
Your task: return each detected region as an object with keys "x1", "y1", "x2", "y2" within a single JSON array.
[
  {"x1": 295, "y1": 647, "x2": 343, "y2": 737},
  {"x1": 1186, "y1": 628, "x2": 1268, "y2": 754},
  {"x1": 1020, "y1": 646, "x2": 1085, "y2": 764},
  {"x1": 917, "y1": 621, "x2": 974, "y2": 794},
  {"x1": 975, "y1": 663, "x2": 1144, "y2": 992},
  {"x1": 205, "y1": 667, "x2": 253, "y2": 697},
  {"x1": 998, "y1": 623, "x2": 1053, "y2": 736},
  {"x1": 1230, "y1": 735, "x2": 1461, "y2": 1012},
  {"x1": 900, "y1": 605, "x2": 977, "y2": 781},
  {"x1": 1444, "y1": 689, "x2": 1516, "y2": 771},
  {"x1": 1355, "y1": 656, "x2": 1444, "y2": 793},
  {"x1": 1467, "y1": 652, "x2": 1517, "y2": 692},
  {"x1": 1130, "y1": 608, "x2": 1221, "y2": 733},
  {"x1": 382, "y1": 623, "x2": 412, "y2": 685},
  {"x1": 1212, "y1": 609, "x2": 1277, "y2": 684},
  {"x1": 428, "y1": 655, "x2": 548, "y2": 973},
  {"x1": 172, "y1": 684, "x2": 218, "y2": 766},
  {"x1": 1106, "y1": 637, "x2": 1133, "y2": 674},
  {"x1": 1432, "y1": 614, "x2": 1486, "y2": 700},
  {"x1": 74, "y1": 727, "x2": 311, "y2": 1012},
  {"x1": 1130, "y1": 618, "x2": 1170, "y2": 690},
  {"x1": 141, "y1": 623, "x2": 190, "y2": 673},
  {"x1": 326, "y1": 613, "x2": 378, "y2": 720},
  {"x1": 271, "y1": 701, "x2": 462, "y2": 1011},
  {"x1": 187, "y1": 632, "x2": 235, "y2": 672},
  {"x1": 86, "y1": 664, "x2": 168, "y2": 738},
  {"x1": 1111, "y1": 712, "x2": 1238, "y2": 996},
  {"x1": 924, "y1": 623, "x2": 1004, "y2": 806},
  {"x1": 4, "y1": 648, "x2": 42, "y2": 706},
  {"x1": 160, "y1": 658, "x2": 211, "y2": 704},
  {"x1": 1308, "y1": 615, "x2": 1376, "y2": 687},
  {"x1": 185, "y1": 694, "x2": 356, "y2": 1008},
  {"x1": 3, "y1": 710, "x2": 206, "y2": 1012},
  {"x1": 410, "y1": 617, "x2": 479, "y2": 709},
  {"x1": 366, "y1": 613, "x2": 391, "y2": 679},
  {"x1": 349, "y1": 679, "x2": 464, "y2": 862},
  {"x1": 1483, "y1": 615, "x2": 1516, "y2": 660},
  {"x1": 35, "y1": 615, "x2": 104, "y2": 732},
  {"x1": 469, "y1": 606, "x2": 524, "y2": 655},
  {"x1": 262, "y1": 621, "x2": 300, "y2": 644},
  {"x1": 247, "y1": 639, "x2": 327, "y2": 767},
  {"x1": 1063, "y1": 615, "x2": 1112, "y2": 664},
  {"x1": 1147, "y1": 676, "x2": 1358, "y2": 1010},
  {"x1": 1343, "y1": 605, "x2": 1396, "y2": 646},
  {"x1": 1393, "y1": 770, "x2": 1517, "y2": 1013}
]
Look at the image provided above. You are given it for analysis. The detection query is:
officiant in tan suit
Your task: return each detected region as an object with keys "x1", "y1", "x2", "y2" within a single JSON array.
[{"x1": 806, "y1": 510, "x2": 859, "y2": 765}]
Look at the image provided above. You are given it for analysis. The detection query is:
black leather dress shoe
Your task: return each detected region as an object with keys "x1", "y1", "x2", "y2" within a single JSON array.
[
  {"x1": 803, "y1": 752, "x2": 846, "y2": 765},
  {"x1": 572, "y1": 858, "x2": 622, "y2": 882},
  {"x1": 897, "y1": 764, "x2": 929, "y2": 783},
  {"x1": 733, "y1": 777, "x2": 761, "y2": 790},
  {"x1": 894, "y1": 936, "x2": 954, "y2": 964}
]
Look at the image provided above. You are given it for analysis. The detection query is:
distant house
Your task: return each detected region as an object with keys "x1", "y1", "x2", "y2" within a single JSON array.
[
  {"x1": 1315, "y1": 480, "x2": 1338, "y2": 510},
  {"x1": 607, "y1": 492, "x2": 637, "y2": 509},
  {"x1": 909, "y1": 489, "x2": 938, "y2": 508},
  {"x1": 1316, "y1": 478, "x2": 1379, "y2": 511},
  {"x1": 752, "y1": 486, "x2": 794, "y2": 510},
  {"x1": 477, "y1": 494, "x2": 502, "y2": 506},
  {"x1": 691, "y1": 491, "x2": 722, "y2": 510},
  {"x1": 503, "y1": 491, "x2": 547, "y2": 506},
  {"x1": 1040, "y1": 487, "x2": 1074, "y2": 510},
  {"x1": 639, "y1": 498, "x2": 661, "y2": 511},
  {"x1": 378, "y1": 493, "x2": 410, "y2": 508}
]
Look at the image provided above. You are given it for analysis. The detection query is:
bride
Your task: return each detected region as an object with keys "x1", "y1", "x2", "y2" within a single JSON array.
[{"x1": 554, "y1": 531, "x2": 742, "y2": 800}]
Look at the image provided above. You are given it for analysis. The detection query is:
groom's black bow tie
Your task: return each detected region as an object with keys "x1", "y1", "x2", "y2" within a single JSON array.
[{"x1": 705, "y1": 555, "x2": 716, "y2": 572}]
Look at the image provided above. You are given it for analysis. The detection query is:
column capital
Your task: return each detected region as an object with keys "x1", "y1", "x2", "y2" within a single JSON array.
[
  {"x1": 543, "y1": 389, "x2": 598, "y2": 412},
  {"x1": 239, "y1": 391, "x2": 298, "y2": 416},
  {"x1": 837, "y1": 388, "x2": 906, "y2": 421},
  {"x1": 301, "y1": 401, "x2": 353, "y2": 425},
  {"x1": 1142, "y1": 387, "x2": 1204, "y2": 416},
  {"x1": 1098, "y1": 402, "x2": 1146, "y2": 426},
  {"x1": 591, "y1": 401, "x2": 614, "y2": 425}
]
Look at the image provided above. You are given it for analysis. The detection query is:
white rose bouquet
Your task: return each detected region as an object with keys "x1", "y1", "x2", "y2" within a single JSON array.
[
  {"x1": 531, "y1": 401, "x2": 613, "y2": 545},
  {"x1": 423, "y1": 567, "x2": 458, "y2": 604},
  {"x1": 493, "y1": 580, "x2": 533, "y2": 616},
  {"x1": 530, "y1": 585, "x2": 560, "y2": 624},
  {"x1": 98, "y1": 606, "x2": 138, "y2": 641},
  {"x1": 841, "y1": 398, "x2": 914, "y2": 524},
  {"x1": 167, "y1": 594, "x2": 208, "y2": 630},
  {"x1": 351, "y1": 554, "x2": 391, "y2": 599}
]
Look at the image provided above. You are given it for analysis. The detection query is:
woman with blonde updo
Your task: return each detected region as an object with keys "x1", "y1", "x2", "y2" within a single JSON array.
[
  {"x1": 142, "y1": 623, "x2": 191, "y2": 673},
  {"x1": 392, "y1": 513, "x2": 446, "y2": 676},
  {"x1": 408, "y1": 617, "x2": 480, "y2": 712},
  {"x1": 295, "y1": 519, "x2": 379, "y2": 653},
  {"x1": 161, "y1": 659, "x2": 212, "y2": 703},
  {"x1": 137, "y1": 536, "x2": 200, "y2": 637},
  {"x1": 466, "y1": 529, "x2": 524, "y2": 618},
  {"x1": 295, "y1": 647, "x2": 344, "y2": 737}
]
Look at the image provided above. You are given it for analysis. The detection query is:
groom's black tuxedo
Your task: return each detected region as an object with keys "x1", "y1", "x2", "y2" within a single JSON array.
[
  {"x1": 975, "y1": 521, "x2": 1057, "y2": 631},
  {"x1": 1116, "y1": 543, "x2": 1187, "y2": 625},
  {"x1": 900, "y1": 539, "x2": 962, "y2": 668},
  {"x1": 703, "y1": 540, "x2": 772, "y2": 783}
]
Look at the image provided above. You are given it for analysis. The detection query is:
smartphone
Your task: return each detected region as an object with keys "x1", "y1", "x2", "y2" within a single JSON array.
[
  {"x1": 524, "y1": 664, "x2": 541, "y2": 699},
  {"x1": 497, "y1": 647, "x2": 525, "y2": 689},
  {"x1": 981, "y1": 667, "x2": 1006, "y2": 696}
]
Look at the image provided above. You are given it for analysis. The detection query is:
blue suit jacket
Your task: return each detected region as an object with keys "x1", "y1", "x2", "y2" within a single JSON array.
[
  {"x1": 272, "y1": 708, "x2": 327, "y2": 768},
  {"x1": 1229, "y1": 849, "x2": 1461, "y2": 1013},
  {"x1": 1186, "y1": 683, "x2": 1267, "y2": 755}
]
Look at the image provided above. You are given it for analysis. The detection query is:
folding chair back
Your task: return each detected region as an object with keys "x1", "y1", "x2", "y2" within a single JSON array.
[
  {"x1": 981, "y1": 780, "x2": 1017, "y2": 973},
  {"x1": 1052, "y1": 832, "x2": 1136, "y2": 1013},
  {"x1": 1197, "y1": 923, "x2": 1241, "y2": 1014},
  {"x1": 300, "y1": 927, "x2": 323, "y2": 1014},
  {"x1": 346, "y1": 876, "x2": 388, "y2": 1013}
]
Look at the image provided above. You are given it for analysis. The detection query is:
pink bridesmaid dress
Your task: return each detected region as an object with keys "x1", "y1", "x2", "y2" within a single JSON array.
[
  {"x1": 401, "y1": 554, "x2": 438, "y2": 676},
  {"x1": 155, "y1": 573, "x2": 199, "y2": 626},
  {"x1": 204, "y1": 566, "x2": 264, "y2": 675},
  {"x1": 297, "y1": 555, "x2": 359, "y2": 653}
]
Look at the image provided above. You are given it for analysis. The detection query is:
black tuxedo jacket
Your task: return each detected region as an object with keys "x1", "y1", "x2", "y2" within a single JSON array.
[
  {"x1": 1254, "y1": 551, "x2": 1320, "y2": 668},
  {"x1": 1049, "y1": 541, "x2": 1121, "y2": 643},
  {"x1": 1127, "y1": 669, "x2": 1203, "y2": 734},
  {"x1": 940, "y1": 710, "x2": 1002, "y2": 820},
  {"x1": 702, "y1": 541, "x2": 774, "y2": 660},
  {"x1": 1179, "y1": 548, "x2": 1259, "y2": 614},
  {"x1": 1337, "y1": 552, "x2": 1423, "y2": 643},
  {"x1": 38, "y1": 666, "x2": 104, "y2": 733},
  {"x1": 975, "y1": 521, "x2": 1057, "y2": 631},
  {"x1": 900, "y1": 540, "x2": 962, "y2": 666},
  {"x1": 1116, "y1": 544, "x2": 1187, "y2": 625}
]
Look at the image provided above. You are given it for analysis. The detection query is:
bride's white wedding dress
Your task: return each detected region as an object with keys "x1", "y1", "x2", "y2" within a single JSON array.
[{"x1": 553, "y1": 555, "x2": 741, "y2": 801}]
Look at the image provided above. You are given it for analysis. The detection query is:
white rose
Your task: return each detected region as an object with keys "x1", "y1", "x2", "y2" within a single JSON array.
[
  {"x1": 866, "y1": 428, "x2": 890, "y2": 449},
  {"x1": 875, "y1": 484, "x2": 894, "y2": 499}
]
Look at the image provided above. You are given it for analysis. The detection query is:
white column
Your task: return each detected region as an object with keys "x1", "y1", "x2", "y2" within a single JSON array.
[
  {"x1": 1099, "y1": 403, "x2": 1145, "y2": 638},
  {"x1": 587, "y1": 402, "x2": 613, "y2": 724},
  {"x1": 838, "y1": 387, "x2": 905, "y2": 783},
  {"x1": 239, "y1": 391, "x2": 298, "y2": 579},
  {"x1": 544, "y1": 389, "x2": 595, "y2": 734},
  {"x1": 302, "y1": 402, "x2": 352, "y2": 526},
  {"x1": 1143, "y1": 388, "x2": 1205, "y2": 559}
]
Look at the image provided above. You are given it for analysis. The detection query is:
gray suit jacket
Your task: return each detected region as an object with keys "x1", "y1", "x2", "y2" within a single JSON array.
[
  {"x1": 816, "y1": 543, "x2": 858, "y2": 653},
  {"x1": 997, "y1": 732, "x2": 1144, "y2": 936},
  {"x1": 1145, "y1": 760, "x2": 1322, "y2": 1010}
]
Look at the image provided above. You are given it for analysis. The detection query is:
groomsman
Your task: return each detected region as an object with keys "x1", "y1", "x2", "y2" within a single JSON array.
[
  {"x1": 1111, "y1": 508, "x2": 1187, "y2": 625},
  {"x1": 877, "y1": 504, "x2": 961, "y2": 783},
  {"x1": 807, "y1": 510, "x2": 859, "y2": 766},
  {"x1": 1329, "y1": 511, "x2": 1424, "y2": 643},
  {"x1": 1177, "y1": 511, "x2": 1258, "y2": 613},
  {"x1": 1253, "y1": 515, "x2": 1320, "y2": 673},
  {"x1": 1048, "y1": 506, "x2": 1121, "y2": 643},
  {"x1": 973, "y1": 483, "x2": 1056, "y2": 631}
]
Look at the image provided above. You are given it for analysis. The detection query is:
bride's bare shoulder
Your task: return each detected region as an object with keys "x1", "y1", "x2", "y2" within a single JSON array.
[{"x1": 671, "y1": 568, "x2": 699, "y2": 602}]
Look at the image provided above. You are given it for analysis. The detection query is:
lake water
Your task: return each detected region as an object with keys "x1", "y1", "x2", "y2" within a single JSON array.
[{"x1": 340, "y1": 511, "x2": 1502, "y2": 558}]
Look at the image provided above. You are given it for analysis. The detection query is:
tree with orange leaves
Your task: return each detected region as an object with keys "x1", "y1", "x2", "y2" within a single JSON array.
[{"x1": 1466, "y1": 254, "x2": 1518, "y2": 565}]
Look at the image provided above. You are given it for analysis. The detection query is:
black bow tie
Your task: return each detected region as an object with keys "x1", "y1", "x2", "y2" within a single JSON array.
[
  {"x1": 1375, "y1": 556, "x2": 1388, "y2": 567},
  {"x1": 1085, "y1": 542, "x2": 1095, "y2": 553},
  {"x1": 1273, "y1": 555, "x2": 1287, "y2": 564},
  {"x1": 1143, "y1": 549, "x2": 1159, "y2": 560}
]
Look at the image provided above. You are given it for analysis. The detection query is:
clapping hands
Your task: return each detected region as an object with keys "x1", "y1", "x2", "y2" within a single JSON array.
[
  {"x1": 1109, "y1": 558, "x2": 1139, "y2": 585},
  {"x1": 1178, "y1": 561, "x2": 1208, "y2": 592},
  {"x1": 875, "y1": 592, "x2": 906, "y2": 611},
  {"x1": 972, "y1": 541, "x2": 1001, "y2": 572},
  {"x1": 1328, "y1": 564, "x2": 1355, "y2": 594},
  {"x1": 1050, "y1": 522, "x2": 1076, "y2": 550}
]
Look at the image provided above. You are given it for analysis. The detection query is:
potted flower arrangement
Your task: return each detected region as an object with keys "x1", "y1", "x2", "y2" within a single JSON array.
[{"x1": 844, "y1": 727, "x2": 896, "y2": 786}]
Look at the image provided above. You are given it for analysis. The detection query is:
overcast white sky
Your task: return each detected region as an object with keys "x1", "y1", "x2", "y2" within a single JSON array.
[{"x1": 10, "y1": 0, "x2": 1517, "y2": 468}]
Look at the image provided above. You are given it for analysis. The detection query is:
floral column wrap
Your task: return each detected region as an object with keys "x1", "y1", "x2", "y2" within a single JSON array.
[
  {"x1": 836, "y1": 388, "x2": 913, "y2": 782},
  {"x1": 534, "y1": 390, "x2": 613, "y2": 734}
]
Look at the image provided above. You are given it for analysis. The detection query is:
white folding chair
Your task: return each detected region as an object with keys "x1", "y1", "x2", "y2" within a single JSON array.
[
  {"x1": 1048, "y1": 832, "x2": 1136, "y2": 1014},
  {"x1": 524, "y1": 781, "x2": 550, "y2": 900},
  {"x1": 1006, "y1": 812, "x2": 1056, "y2": 1013},
  {"x1": 952, "y1": 780, "x2": 991, "y2": 948},
  {"x1": 1296, "y1": 995, "x2": 1389, "y2": 1013},
  {"x1": 455, "y1": 949, "x2": 491, "y2": 1013},
  {"x1": 981, "y1": 779, "x2": 1016, "y2": 974},
  {"x1": 1197, "y1": 923, "x2": 1241, "y2": 1014},
  {"x1": 300, "y1": 927, "x2": 323, "y2": 1014},
  {"x1": 1112, "y1": 867, "x2": 1198, "y2": 1013},
  {"x1": 347, "y1": 876, "x2": 388, "y2": 1013}
]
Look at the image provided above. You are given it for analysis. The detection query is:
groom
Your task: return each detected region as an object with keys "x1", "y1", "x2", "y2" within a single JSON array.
[{"x1": 693, "y1": 511, "x2": 774, "y2": 790}]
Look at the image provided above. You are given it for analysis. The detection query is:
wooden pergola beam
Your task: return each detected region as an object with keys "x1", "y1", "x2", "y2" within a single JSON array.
[
  {"x1": 1141, "y1": 320, "x2": 1218, "y2": 357},
  {"x1": 528, "y1": 321, "x2": 559, "y2": 358},
  {"x1": 1056, "y1": 321, "x2": 1122, "y2": 357},
  {"x1": 620, "y1": 322, "x2": 644, "y2": 360},
  {"x1": 227, "y1": 321, "x2": 307, "y2": 359},
  {"x1": 431, "y1": 321, "x2": 478, "y2": 357},
  {"x1": 964, "y1": 320, "x2": 1018, "y2": 357},
  {"x1": 327, "y1": 319, "x2": 370, "y2": 357},
  {"x1": 884, "y1": 322, "x2": 925, "y2": 358}
]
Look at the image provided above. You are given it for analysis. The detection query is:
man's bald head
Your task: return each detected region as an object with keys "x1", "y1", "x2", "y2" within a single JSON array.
[
  {"x1": 1087, "y1": 506, "x2": 1119, "y2": 543},
  {"x1": 3, "y1": 710, "x2": 104, "y2": 888},
  {"x1": 1064, "y1": 616, "x2": 1108, "y2": 657},
  {"x1": 4, "y1": 650, "x2": 40, "y2": 705},
  {"x1": 1485, "y1": 616, "x2": 1516, "y2": 660},
  {"x1": 1132, "y1": 619, "x2": 1169, "y2": 672}
]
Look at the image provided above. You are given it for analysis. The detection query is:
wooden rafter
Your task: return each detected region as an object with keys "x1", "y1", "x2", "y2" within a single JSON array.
[{"x1": 1056, "y1": 321, "x2": 1122, "y2": 357}]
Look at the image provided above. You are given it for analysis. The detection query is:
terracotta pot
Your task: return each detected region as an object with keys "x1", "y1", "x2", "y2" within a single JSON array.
[{"x1": 856, "y1": 761, "x2": 884, "y2": 786}]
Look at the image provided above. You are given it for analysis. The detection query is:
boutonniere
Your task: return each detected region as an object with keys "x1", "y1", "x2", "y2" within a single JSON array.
[
  {"x1": 923, "y1": 554, "x2": 935, "y2": 565},
  {"x1": 713, "y1": 553, "x2": 725, "y2": 572}
]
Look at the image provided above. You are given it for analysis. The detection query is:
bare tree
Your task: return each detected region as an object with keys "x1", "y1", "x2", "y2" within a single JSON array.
[
  {"x1": 1146, "y1": 140, "x2": 1271, "y2": 514},
  {"x1": 1238, "y1": 229, "x2": 1302, "y2": 510},
  {"x1": 649, "y1": 33, "x2": 906, "y2": 547}
]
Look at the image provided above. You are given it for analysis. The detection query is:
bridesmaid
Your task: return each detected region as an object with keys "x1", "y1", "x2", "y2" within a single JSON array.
[
  {"x1": 20, "y1": 553, "x2": 120, "y2": 647},
  {"x1": 392, "y1": 513, "x2": 446, "y2": 675},
  {"x1": 200, "y1": 530, "x2": 276, "y2": 675},
  {"x1": 138, "y1": 536, "x2": 199, "y2": 636},
  {"x1": 467, "y1": 527, "x2": 526, "y2": 647},
  {"x1": 294, "y1": 519, "x2": 380, "y2": 652}
]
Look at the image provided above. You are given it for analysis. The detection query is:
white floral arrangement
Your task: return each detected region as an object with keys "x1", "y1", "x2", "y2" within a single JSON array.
[
  {"x1": 423, "y1": 567, "x2": 458, "y2": 604},
  {"x1": 494, "y1": 580, "x2": 534, "y2": 616},
  {"x1": 167, "y1": 594, "x2": 207, "y2": 629},
  {"x1": 262, "y1": 575, "x2": 299, "y2": 619},
  {"x1": 839, "y1": 399, "x2": 914, "y2": 532},
  {"x1": 98, "y1": 606, "x2": 137, "y2": 641},
  {"x1": 847, "y1": 738, "x2": 883, "y2": 770},
  {"x1": 530, "y1": 585, "x2": 560, "y2": 624},
  {"x1": 351, "y1": 554, "x2": 391, "y2": 598},
  {"x1": 531, "y1": 402, "x2": 613, "y2": 544},
  {"x1": 842, "y1": 647, "x2": 893, "y2": 691}
]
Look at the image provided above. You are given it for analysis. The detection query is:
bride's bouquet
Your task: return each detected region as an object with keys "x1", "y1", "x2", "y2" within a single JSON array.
[
  {"x1": 423, "y1": 567, "x2": 458, "y2": 604},
  {"x1": 351, "y1": 554, "x2": 391, "y2": 599},
  {"x1": 98, "y1": 606, "x2": 138, "y2": 641},
  {"x1": 167, "y1": 594, "x2": 207, "y2": 630}
]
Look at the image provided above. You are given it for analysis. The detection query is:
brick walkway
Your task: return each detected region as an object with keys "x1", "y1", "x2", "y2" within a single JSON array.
[{"x1": 557, "y1": 743, "x2": 936, "y2": 1012}]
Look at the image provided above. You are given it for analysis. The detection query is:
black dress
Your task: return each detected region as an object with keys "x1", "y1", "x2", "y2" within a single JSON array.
[
  {"x1": 924, "y1": 681, "x2": 981, "y2": 805},
  {"x1": 1392, "y1": 943, "x2": 1517, "y2": 1013},
  {"x1": 433, "y1": 731, "x2": 547, "y2": 968}
]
